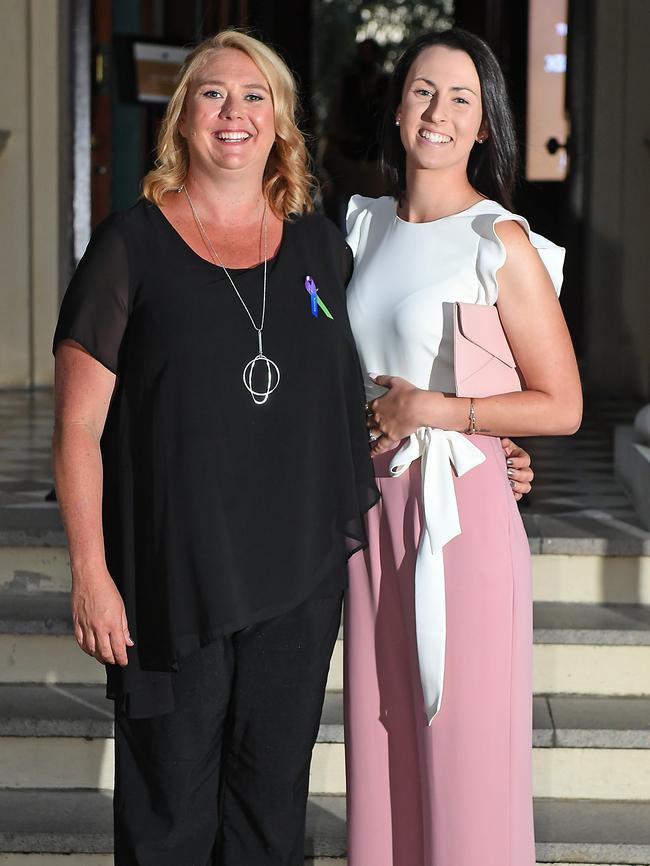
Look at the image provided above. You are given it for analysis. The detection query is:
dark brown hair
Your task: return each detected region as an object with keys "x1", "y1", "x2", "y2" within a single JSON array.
[{"x1": 381, "y1": 28, "x2": 519, "y2": 210}]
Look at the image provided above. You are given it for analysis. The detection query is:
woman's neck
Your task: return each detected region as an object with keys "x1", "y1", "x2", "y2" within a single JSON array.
[
  {"x1": 399, "y1": 161, "x2": 482, "y2": 224},
  {"x1": 183, "y1": 167, "x2": 266, "y2": 226}
]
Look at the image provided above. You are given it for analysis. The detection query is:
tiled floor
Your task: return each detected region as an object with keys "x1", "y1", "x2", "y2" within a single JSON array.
[
  {"x1": 0, "y1": 390, "x2": 56, "y2": 507},
  {"x1": 519, "y1": 399, "x2": 650, "y2": 553},
  {"x1": 0, "y1": 388, "x2": 649, "y2": 552},
  {"x1": 522, "y1": 400, "x2": 643, "y2": 517}
]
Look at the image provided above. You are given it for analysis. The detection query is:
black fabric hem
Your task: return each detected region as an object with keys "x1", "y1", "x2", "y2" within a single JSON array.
[
  {"x1": 52, "y1": 332, "x2": 119, "y2": 376},
  {"x1": 107, "y1": 555, "x2": 350, "y2": 720}
]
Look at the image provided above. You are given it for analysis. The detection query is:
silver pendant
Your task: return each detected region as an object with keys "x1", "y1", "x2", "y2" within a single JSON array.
[
  {"x1": 242, "y1": 332, "x2": 280, "y2": 404},
  {"x1": 243, "y1": 353, "x2": 281, "y2": 405},
  {"x1": 181, "y1": 187, "x2": 280, "y2": 406}
]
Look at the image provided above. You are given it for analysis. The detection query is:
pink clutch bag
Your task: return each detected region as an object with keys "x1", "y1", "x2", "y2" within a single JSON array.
[{"x1": 453, "y1": 302, "x2": 523, "y2": 397}]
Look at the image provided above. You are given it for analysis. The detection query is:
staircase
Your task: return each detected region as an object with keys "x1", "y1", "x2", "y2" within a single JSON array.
[
  {"x1": 1, "y1": 392, "x2": 650, "y2": 865},
  {"x1": 1, "y1": 544, "x2": 650, "y2": 865}
]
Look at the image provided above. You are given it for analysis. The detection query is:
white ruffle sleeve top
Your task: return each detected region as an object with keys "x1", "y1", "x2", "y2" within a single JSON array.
[
  {"x1": 345, "y1": 194, "x2": 565, "y2": 722},
  {"x1": 346, "y1": 194, "x2": 564, "y2": 398}
]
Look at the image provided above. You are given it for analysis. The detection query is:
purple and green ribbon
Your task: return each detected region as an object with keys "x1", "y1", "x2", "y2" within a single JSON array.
[{"x1": 305, "y1": 276, "x2": 333, "y2": 319}]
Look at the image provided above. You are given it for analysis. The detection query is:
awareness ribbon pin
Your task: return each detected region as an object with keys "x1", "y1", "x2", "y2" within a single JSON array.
[{"x1": 305, "y1": 276, "x2": 333, "y2": 319}]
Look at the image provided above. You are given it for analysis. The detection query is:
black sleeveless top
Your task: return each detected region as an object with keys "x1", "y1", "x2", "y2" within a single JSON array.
[{"x1": 53, "y1": 199, "x2": 378, "y2": 717}]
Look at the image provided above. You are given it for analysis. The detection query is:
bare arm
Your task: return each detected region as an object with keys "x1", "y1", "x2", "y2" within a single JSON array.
[
  {"x1": 368, "y1": 220, "x2": 582, "y2": 449},
  {"x1": 53, "y1": 340, "x2": 132, "y2": 666},
  {"x1": 468, "y1": 219, "x2": 582, "y2": 435}
]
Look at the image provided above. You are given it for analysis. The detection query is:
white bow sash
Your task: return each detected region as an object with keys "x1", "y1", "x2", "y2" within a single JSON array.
[{"x1": 388, "y1": 428, "x2": 486, "y2": 723}]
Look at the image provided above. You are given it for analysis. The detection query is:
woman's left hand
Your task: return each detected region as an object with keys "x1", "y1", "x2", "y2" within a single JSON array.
[
  {"x1": 368, "y1": 377, "x2": 535, "y2": 500},
  {"x1": 500, "y1": 438, "x2": 534, "y2": 500},
  {"x1": 367, "y1": 375, "x2": 429, "y2": 456}
]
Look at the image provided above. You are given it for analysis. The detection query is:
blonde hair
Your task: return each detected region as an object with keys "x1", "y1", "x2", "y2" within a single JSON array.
[{"x1": 142, "y1": 30, "x2": 315, "y2": 218}]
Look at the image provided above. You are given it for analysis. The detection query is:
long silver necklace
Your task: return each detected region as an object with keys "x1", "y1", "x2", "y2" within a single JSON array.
[{"x1": 182, "y1": 185, "x2": 280, "y2": 405}]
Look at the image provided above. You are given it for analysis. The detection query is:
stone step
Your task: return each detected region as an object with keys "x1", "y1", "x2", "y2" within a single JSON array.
[
  {"x1": 3, "y1": 686, "x2": 650, "y2": 748},
  {"x1": 0, "y1": 858, "x2": 640, "y2": 865},
  {"x1": 0, "y1": 548, "x2": 70, "y2": 595},
  {"x1": 331, "y1": 602, "x2": 650, "y2": 694},
  {"x1": 533, "y1": 554, "x2": 650, "y2": 605},
  {"x1": 0, "y1": 789, "x2": 346, "y2": 861},
  {"x1": 0, "y1": 594, "x2": 71, "y2": 634},
  {"x1": 532, "y1": 603, "x2": 650, "y2": 698},
  {"x1": 533, "y1": 643, "x2": 650, "y2": 698},
  {"x1": 0, "y1": 790, "x2": 649, "y2": 865},
  {"x1": 5, "y1": 597, "x2": 650, "y2": 643},
  {"x1": 1, "y1": 687, "x2": 650, "y2": 799},
  {"x1": 0, "y1": 596, "x2": 98, "y2": 685},
  {"x1": 0, "y1": 511, "x2": 64, "y2": 550},
  {"x1": 3, "y1": 596, "x2": 650, "y2": 699},
  {"x1": 533, "y1": 603, "x2": 650, "y2": 644},
  {"x1": 0, "y1": 859, "x2": 343, "y2": 866},
  {"x1": 0, "y1": 852, "x2": 347, "y2": 866},
  {"x1": 4, "y1": 549, "x2": 650, "y2": 606},
  {"x1": 535, "y1": 798, "x2": 650, "y2": 864},
  {"x1": 9, "y1": 734, "x2": 649, "y2": 800},
  {"x1": 0, "y1": 634, "x2": 103, "y2": 685}
]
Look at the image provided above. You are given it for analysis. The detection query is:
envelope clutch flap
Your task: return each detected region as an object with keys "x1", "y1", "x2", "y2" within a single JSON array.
[{"x1": 453, "y1": 302, "x2": 522, "y2": 398}]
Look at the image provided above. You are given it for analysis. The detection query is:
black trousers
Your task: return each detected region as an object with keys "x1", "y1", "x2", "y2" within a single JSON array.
[{"x1": 113, "y1": 587, "x2": 343, "y2": 866}]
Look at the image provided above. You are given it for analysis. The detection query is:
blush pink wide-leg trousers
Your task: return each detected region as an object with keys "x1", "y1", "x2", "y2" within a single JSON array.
[{"x1": 344, "y1": 434, "x2": 535, "y2": 866}]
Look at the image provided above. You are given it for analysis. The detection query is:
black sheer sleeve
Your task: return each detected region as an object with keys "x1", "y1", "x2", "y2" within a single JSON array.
[{"x1": 53, "y1": 215, "x2": 131, "y2": 374}]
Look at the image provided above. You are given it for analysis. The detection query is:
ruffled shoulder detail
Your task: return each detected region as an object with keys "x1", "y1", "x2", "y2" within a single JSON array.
[
  {"x1": 471, "y1": 205, "x2": 565, "y2": 305},
  {"x1": 345, "y1": 195, "x2": 393, "y2": 259}
]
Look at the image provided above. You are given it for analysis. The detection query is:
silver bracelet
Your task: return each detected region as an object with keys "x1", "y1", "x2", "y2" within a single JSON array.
[{"x1": 466, "y1": 398, "x2": 477, "y2": 435}]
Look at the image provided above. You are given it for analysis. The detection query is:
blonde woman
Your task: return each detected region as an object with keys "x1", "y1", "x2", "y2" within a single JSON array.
[{"x1": 52, "y1": 31, "x2": 377, "y2": 865}]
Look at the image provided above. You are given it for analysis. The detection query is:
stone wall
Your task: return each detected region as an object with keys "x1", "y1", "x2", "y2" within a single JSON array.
[
  {"x1": 0, "y1": 0, "x2": 71, "y2": 388},
  {"x1": 584, "y1": 0, "x2": 650, "y2": 399}
]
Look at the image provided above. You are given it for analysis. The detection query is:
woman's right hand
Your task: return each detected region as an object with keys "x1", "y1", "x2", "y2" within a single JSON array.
[
  {"x1": 71, "y1": 569, "x2": 133, "y2": 666},
  {"x1": 54, "y1": 342, "x2": 132, "y2": 668}
]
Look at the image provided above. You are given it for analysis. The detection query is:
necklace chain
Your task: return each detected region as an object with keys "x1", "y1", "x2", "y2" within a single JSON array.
[
  {"x1": 182, "y1": 184, "x2": 268, "y2": 332},
  {"x1": 181, "y1": 184, "x2": 280, "y2": 405}
]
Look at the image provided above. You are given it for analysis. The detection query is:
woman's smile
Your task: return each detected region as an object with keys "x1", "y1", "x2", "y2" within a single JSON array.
[
  {"x1": 418, "y1": 128, "x2": 453, "y2": 145},
  {"x1": 213, "y1": 128, "x2": 254, "y2": 143}
]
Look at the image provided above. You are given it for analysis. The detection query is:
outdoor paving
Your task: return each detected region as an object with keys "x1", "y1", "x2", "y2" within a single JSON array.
[
  {"x1": 520, "y1": 398, "x2": 650, "y2": 553},
  {"x1": 0, "y1": 390, "x2": 62, "y2": 546}
]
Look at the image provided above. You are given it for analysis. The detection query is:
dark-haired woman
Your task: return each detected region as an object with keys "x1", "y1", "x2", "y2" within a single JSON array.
[{"x1": 343, "y1": 29, "x2": 582, "y2": 865}]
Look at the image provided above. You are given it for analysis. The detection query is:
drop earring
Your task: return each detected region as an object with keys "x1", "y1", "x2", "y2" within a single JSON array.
[{"x1": 395, "y1": 119, "x2": 400, "y2": 126}]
